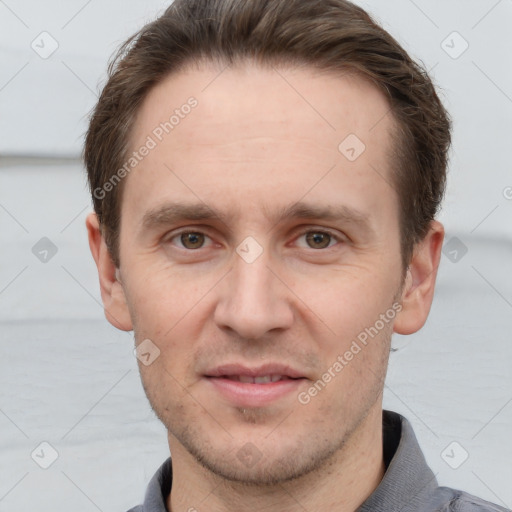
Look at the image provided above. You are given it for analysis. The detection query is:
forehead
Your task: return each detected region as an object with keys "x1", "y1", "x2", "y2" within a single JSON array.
[
  {"x1": 124, "y1": 61, "x2": 397, "y2": 226},
  {"x1": 132, "y1": 61, "x2": 393, "y2": 153}
]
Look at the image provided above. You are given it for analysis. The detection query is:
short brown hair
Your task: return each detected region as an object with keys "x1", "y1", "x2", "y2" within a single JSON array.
[{"x1": 84, "y1": 0, "x2": 451, "y2": 269}]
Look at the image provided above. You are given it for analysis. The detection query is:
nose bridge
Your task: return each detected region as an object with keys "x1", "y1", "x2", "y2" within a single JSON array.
[
  {"x1": 213, "y1": 247, "x2": 293, "y2": 338},
  {"x1": 235, "y1": 251, "x2": 272, "y2": 300},
  {"x1": 231, "y1": 250, "x2": 276, "y2": 316}
]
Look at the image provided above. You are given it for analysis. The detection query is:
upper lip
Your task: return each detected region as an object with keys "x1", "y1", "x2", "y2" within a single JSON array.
[{"x1": 204, "y1": 363, "x2": 306, "y2": 379}]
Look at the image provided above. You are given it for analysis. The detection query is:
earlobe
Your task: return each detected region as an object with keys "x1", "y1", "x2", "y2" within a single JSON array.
[
  {"x1": 393, "y1": 220, "x2": 444, "y2": 335},
  {"x1": 85, "y1": 212, "x2": 133, "y2": 331}
]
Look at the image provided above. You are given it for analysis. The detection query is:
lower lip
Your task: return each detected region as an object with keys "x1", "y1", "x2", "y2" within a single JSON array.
[{"x1": 205, "y1": 377, "x2": 306, "y2": 407}]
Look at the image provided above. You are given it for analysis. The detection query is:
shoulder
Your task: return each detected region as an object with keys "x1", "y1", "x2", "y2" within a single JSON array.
[
  {"x1": 427, "y1": 486, "x2": 510, "y2": 512},
  {"x1": 125, "y1": 507, "x2": 143, "y2": 512}
]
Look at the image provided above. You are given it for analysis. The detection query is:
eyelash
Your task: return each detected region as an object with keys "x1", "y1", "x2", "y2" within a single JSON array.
[{"x1": 166, "y1": 227, "x2": 344, "y2": 250}]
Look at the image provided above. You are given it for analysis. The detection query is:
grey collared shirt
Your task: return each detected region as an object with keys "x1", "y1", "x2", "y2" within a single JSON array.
[{"x1": 127, "y1": 410, "x2": 509, "y2": 511}]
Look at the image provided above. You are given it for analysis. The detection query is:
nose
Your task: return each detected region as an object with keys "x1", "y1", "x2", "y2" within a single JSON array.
[{"x1": 213, "y1": 250, "x2": 294, "y2": 340}]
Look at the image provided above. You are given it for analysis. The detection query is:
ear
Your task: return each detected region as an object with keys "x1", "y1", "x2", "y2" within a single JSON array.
[
  {"x1": 394, "y1": 220, "x2": 444, "y2": 335},
  {"x1": 86, "y1": 212, "x2": 133, "y2": 331}
]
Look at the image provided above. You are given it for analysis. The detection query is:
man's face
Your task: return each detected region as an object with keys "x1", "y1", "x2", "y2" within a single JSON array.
[{"x1": 117, "y1": 62, "x2": 404, "y2": 483}]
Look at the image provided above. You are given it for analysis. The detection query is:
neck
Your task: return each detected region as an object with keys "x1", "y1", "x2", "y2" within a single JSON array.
[{"x1": 167, "y1": 406, "x2": 385, "y2": 512}]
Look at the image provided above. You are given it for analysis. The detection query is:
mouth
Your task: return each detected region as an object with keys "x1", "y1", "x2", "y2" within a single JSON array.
[
  {"x1": 221, "y1": 374, "x2": 298, "y2": 384},
  {"x1": 204, "y1": 364, "x2": 308, "y2": 407}
]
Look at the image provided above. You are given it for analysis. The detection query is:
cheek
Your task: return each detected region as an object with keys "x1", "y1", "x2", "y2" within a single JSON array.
[
  {"x1": 312, "y1": 314, "x2": 392, "y2": 415},
  {"x1": 124, "y1": 261, "x2": 214, "y2": 325},
  {"x1": 136, "y1": 316, "x2": 201, "y2": 398},
  {"x1": 124, "y1": 266, "x2": 214, "y2": 371},
  {"x1": 293, "y1": 265, "x2": 398, "y2": 329},
  {"x1": 287, "y1": 265, "x2": 399, "y2": 391}
]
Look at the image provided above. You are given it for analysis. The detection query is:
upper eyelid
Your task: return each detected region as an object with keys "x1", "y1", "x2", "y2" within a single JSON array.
[{"x1": 291, "y1": 225, "x2": 345, "y2": 240}]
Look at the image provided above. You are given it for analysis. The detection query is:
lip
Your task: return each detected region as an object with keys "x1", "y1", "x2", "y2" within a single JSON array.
[{"x1": 204, "y1": 363, "x2": 308, "y2": 408}]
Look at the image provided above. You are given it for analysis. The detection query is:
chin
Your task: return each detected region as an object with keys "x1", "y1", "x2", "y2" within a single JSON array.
[{"x1": 179, "y1": 429, "x2": 344, "y2": 487}]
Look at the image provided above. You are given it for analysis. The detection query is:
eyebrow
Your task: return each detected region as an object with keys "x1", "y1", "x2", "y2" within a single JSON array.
[{"x1": 141, "y1": 201, "x2": 373, "y2": 235}]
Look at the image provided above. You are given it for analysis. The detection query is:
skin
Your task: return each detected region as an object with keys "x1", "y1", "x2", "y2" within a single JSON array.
[{"x1": 87, "y1": 61, "x2": 444, "y2": 512}]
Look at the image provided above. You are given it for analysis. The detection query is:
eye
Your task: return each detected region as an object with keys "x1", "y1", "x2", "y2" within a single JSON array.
[
  {"x1": 296, "y1": 230, "x2": 339, "y2": 249},
  {"x1": 171, "y1": 231, "x2": 211, "y2": 250}
]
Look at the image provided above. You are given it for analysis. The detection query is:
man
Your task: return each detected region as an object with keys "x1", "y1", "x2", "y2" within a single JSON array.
[{"x1": 84, "y1": 0, "x2": 508, "y2": 511}]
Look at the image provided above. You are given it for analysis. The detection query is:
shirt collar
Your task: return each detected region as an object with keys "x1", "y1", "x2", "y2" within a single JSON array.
[
  {"x1": 358, "y1": 410, "x2": 438, "y2": 511},
  {"x1": 141, "y1": 455, "x2": 172, "y2": 512}
]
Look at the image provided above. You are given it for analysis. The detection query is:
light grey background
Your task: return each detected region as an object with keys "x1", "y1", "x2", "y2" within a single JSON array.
[{"x1": 1, "y1": 1, "x2": 511, "y2": 511}]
